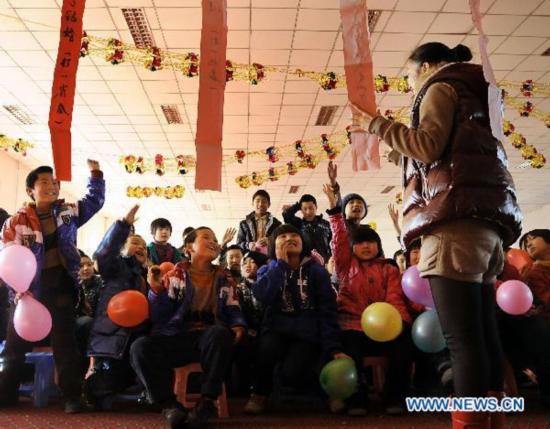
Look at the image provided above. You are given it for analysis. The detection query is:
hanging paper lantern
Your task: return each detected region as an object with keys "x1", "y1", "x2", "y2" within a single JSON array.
[
  {"x1": 174, "y1": 185, "x2": 185, "y2": 198},
  {"x1": 175, "y1": 155, "x2": 188, "y2": 175},
  {"x1": 502, "y1": 120, "x2": 515, "y2": 137},
  {"x1": 395, "y1": 192, "x2": 403, "y2": 205},
  {"x1": 295, "y1": 140, "x2": 305, "y2": 158},
  {"x1": 155, "y1": 154, "x2": 165, "y2": 176},
  {"x1": 521, "y1": 80, "x2": 534, "y2": 97},
  {"x1": 320, "y1": 134, "x2": 337, "y2": 160},
  {"x1": 251, "y1": 172, "x2": 264, "y2": 186},
  {"x1": 182, "y1": 52, "x2": 199, "y2": 77},
  {"x1": 521, "y1": 145, "x2": 537, "y2": 160},
  {"x1": 123, "y1": 155, "x2": 137, "y2": 173},
  {"x1": 235, "y1": 150, "x2": 246, "y2": 163},
  {"x1": 374, "y1": 74, "x2": 390, "y2": 93},
  {"x1": 396, "y1": 76, "x2": 412, "y2": 93},
  {"x1": 520, "y1": 101, "x2": 534, "y2": 117},
  {"x1": 266, "y1": 146, "x2": 279, "y2": 163},
  {"x1": 268, "y1": 167, "x2": 278, "y2": 181},
  {"x1": 13, "y1": 139, "x2": 27, "y2": 156},
  {"x1": 320, "y1": 72, "x2": 337, "y2": 90},
  {"x1": 225, "y1": 60, "x2": 234, "y2": 82},
  {"x1": 106, "y1": 38, "x2": 124, "y2": 65},
  {"x1": 530, "y1": 153, "x2": 546, "y2": 169},
  {"x1": 135, "y1": 156, "x2": 145, "y2": 174},
  {"x1": 154, "y1": 187, "x2": 163, "y2": 197},
  {"x1": 80, "y1": 31, "x2": 89, "y2": 58},
  {"x1": 287, "y1": 161, "x2": 298, "y2": 176},
  {"x1": 145, "y1": 47, "x2": 162, "y2": 71},
  {"x1": 250, "y1": 63, "x2": 265, "y2": 85},
  {"x1": 236, "y1": 175, "x2": 251, "y2": 189}
]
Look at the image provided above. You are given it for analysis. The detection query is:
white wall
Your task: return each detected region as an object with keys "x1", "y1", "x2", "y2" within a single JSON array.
[{"x1": 0, "y1": 151, "x2": 112, "y2": 257}]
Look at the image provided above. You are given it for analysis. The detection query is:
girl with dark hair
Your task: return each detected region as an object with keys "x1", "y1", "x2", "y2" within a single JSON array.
[
  {"x1": 350, "y1": 41, "x2": 522, "y2": 428},
  {"x1": 244, "y1": 224, "x2": 346, "y2": 415},
  {"x1": 323, "y1": 184, "x2": 412, "y2": 416}
]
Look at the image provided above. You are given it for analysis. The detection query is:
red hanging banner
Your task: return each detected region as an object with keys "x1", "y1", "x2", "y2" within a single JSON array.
[
  {"x1": 194, "y1": 0, "x2": 228, "y2": 191},
  {"x1": 48, "y1": 0, "x2": 86, "y2": 182},
  {"x1": 340, "y1": 0, "x2": 380, "y2": 171}
]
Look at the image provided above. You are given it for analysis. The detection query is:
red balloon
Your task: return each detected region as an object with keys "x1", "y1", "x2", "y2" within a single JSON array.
[
  {"x1": 107, "y1": 290, "x2": 149, "y2": 327},
  {"x1": 506, "y1": 249, "x2": 533, "y2": 272},
  {"x1": 159, "y1": 262, "x2": 175, "y2": 276}
]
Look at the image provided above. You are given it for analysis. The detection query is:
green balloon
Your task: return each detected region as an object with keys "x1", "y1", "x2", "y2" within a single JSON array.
[{"x1": 319, "y1": 357, "x2": 358, "y2": 400}]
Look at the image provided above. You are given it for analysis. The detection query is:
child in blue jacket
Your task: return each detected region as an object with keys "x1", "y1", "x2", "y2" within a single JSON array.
[
  {"x1": 0, "y1": 160, "x2": 105, "y2": 413},
  {"x1": 130, "y1": 226, "x2": 246, "y2": 429},
  {"x1": 244, "y1": 224, "x2": 347, "y2": 415}
]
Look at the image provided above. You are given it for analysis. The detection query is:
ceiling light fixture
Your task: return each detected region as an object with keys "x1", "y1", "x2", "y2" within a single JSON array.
[
  {"x1": 122, "y1": 8, "x2": 155, "y2": 49},
  {"x1": 161, "y1": 105, "x2": 183, "y2": 124},
  {"x1": 3, "y1": 105, "x2": 35, "y2": 125}
]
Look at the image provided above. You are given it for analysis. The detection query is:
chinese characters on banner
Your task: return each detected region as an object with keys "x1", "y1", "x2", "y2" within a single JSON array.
[
  {"x1": 340, "y1": 0, "x2": 381, "y2": 171},
  {"x1": 194, "y1": 0, "x2": 228, "y2": 191},
  {"x1": 48, "y1": 0, "x2": 86, "y2": 181}
]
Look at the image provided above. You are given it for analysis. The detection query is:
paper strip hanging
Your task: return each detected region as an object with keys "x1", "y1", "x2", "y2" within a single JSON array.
[
  {"x1": 194, "y1": 0, "x2": 228, "y2": 191},
  {"x1": 48, "y1": 0, "x2": 86, "y2": 181},
  {"x1": 340, "y1": 0, "x2": 380, "y2": 171}
]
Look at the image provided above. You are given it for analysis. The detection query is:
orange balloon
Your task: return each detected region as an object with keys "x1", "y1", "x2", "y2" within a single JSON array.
[
  {"x1": 159, "y1": 262, "x2": 175, "y2": 276},
  {"x1": 107, "y1": 290, "x2": 149, "y2": 327},
  {"x1": 506, "y1": 248, "x2": 533, "y2": 272}
]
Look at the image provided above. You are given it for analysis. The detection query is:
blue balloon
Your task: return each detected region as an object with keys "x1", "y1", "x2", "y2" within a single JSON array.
[{"x1": 412, "y1": 310, "x2": 446, "y2": 353}]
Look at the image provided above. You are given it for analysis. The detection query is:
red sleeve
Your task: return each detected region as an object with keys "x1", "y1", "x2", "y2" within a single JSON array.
[
  {"x1": 329, "y1": 213, "x2": 353, "y2": 281},
  {"x1": 384, "y1": 265, "x2": 412, "y2": 324}
]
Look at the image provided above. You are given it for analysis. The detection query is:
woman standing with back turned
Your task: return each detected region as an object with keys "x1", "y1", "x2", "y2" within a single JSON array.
[{"x1": 352, "y1": 42, "x2": 522, "y2": 428}]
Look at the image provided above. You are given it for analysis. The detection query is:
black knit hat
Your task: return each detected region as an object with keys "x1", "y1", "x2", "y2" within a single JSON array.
[
  {"x1": 350, "y1": 225, "x2": 383, "y2": 258},
  {"x1": 243, "y1": 251, "x2": 268, "y2": 268},
  {"x1": 342, "y1": 193, "x2": 368, "y2": 220}
]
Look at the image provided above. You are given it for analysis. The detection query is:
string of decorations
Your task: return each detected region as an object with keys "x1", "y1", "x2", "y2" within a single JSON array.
[
  {"x1": 126, "y1": 185, "x2": 185, "y2": 199},
  {"x1": 234, "y1": 132, "x2": 350, "y2": 188},
  {"x1": 503, "y1": 120, "x2": 546, "y2": 168},
  {"x1": 0, "y1": 134, "x2": 33, "y2": 156},
  {"x1": 80, "y1": 33, "x2": 550, "y2": 124},
  {"x1": 120, "y1": 131, "x2": 347, "y2": 175}
]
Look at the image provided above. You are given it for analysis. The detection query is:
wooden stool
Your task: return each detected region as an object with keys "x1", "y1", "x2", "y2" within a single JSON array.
[
  {"x1": 363, "y1": 356, "x2": 388, "y2": 394},
  {"x1": 173, "y1": 363, "x2": 229, "y2": 418}
]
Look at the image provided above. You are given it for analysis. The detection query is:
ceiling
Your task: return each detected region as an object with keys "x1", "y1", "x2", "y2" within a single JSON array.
[{"x1": 0, "y1": 0, "x2": 549, "y2": 252}]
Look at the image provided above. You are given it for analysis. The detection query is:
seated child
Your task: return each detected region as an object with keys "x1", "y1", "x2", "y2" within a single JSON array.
[
  {"x1": 244, "y1": 224, "x2": 346, "y2": 415},
  {"x1": 500, "y1": 229, "x2": 550, "y2": 407},
  {"x1": 232, "y1": 251, "x2": 269, "y2": 396},
  {"x1": 324, "y1": 183, "x2": 413, "y2": 416},
  {"x1": 147, "y1": 218, "x2": 182, "y2": 265},
  {"x1": 224, "y1": 244, "x2": 244, "y2": 280},
  {"x1": 130, "y1": 227, "x2": 246, "y2": 429},
  {"x1": 75, "y1": 251, "x2": 104, "y2": 366},
  {"x1": 85, "y1": 205, "x2": 150, "y2": 407}
]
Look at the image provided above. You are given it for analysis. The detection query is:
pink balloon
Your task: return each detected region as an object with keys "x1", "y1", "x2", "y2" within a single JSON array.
[
  {"x1": 496, "y1": 280, "x2": 533, "y2": 315},
  {"x1": 0, "y1": 245, "x2": 37, "y2": 293},
  {"x1": 402, "y1": 265, "x2": 435, "y2": 308},
  {"x1": 14, "y1": 295, "x2": 52, "y2": 342}
]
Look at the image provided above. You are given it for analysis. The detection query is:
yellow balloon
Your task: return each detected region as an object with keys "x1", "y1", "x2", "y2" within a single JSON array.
[{"x1": 361, "y1": 302, "x2": 403, "y2": 342}]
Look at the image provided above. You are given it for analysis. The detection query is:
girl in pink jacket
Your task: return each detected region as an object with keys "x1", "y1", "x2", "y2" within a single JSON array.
[{"x1": 323, "y1": 184, "x2": 413, "y2": 416}]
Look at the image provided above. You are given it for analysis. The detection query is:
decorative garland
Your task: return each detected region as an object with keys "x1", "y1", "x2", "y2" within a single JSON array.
[
  {"x1": 120, "y1": 131, "x2": 348, "y2": 176},
  {"x1": 234, "y1": 132, "x2": 351, "y2": 188},
  {"x1": 503, "y1": 120, "x2": 546, "y2": 168},
  {"x1": 79, "y1": 32, "x2": 550, "y2": 125},
  {"x1": 0, "y1": 134, "x2": 33, "y2": 155},
  {"x1": 126, "y1": 185, "x2": 185, "y2": 199}
]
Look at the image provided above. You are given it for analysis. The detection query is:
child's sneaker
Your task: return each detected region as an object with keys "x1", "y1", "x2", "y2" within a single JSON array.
[{"x1": 244, "y1": 394, "x2": 267, "y2": 415}]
